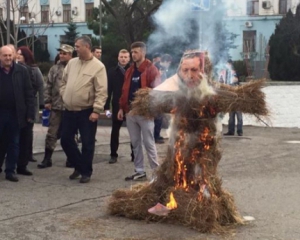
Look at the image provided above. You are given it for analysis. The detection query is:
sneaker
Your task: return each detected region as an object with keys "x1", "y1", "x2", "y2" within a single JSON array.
[
  {"x1": 69, "y1": 170, "x2": 80, "y2": 180},
  {"x1": 223, "y1": 132, "x2": 234, "y2": 136},
  {"x1": 125, "y1": 172, "x2": 147, "y2": 181}
]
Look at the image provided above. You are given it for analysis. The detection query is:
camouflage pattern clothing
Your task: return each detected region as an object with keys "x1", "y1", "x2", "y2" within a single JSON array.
[
  {"x1": 44, "y1": 62, "x2": 66, "y2": 150},
  {"x1": 44, "y1": 62, "x2": 65, "y2": 110}
]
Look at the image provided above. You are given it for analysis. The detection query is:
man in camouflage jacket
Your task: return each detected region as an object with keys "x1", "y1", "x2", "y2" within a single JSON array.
[{"x1": 38, "y1": 44, "x2": 74, "y2": 168}]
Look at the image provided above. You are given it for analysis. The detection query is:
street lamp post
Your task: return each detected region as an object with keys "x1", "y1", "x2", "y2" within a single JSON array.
[
  {"x1": 30, "y1": 18, "x2": 35, "y2": 56},
  {"x1": 99, "y1": 2, "x2": 102, "y2": 47}
]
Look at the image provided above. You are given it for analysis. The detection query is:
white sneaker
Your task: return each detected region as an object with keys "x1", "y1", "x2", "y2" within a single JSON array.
[{"x1": 125, "y1": 172, "x2": 147, "y2": 181}]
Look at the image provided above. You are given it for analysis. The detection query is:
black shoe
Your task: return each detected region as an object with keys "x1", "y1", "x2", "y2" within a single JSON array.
[
  {"x1": 223, "y1": 132, "x2": 234, "y2": 136},
  {"x1": 158, "y1": 136, "x2": 164, "y2": 140},
  {"x1": 37, "y1": 159, "x2": 52, "y2": 169},
  {"x1": 6, "y1": 174, "x2": 19, "y2": 182},
  {"x1": 125, "y1": 172, "x2": 147, "y2": 181},
  {"x1": 155, "y1": 138, "x2": 165, "y2": 144},
  {"x1": 80, "y1": 175, "x2": 90, "y2": 183},
  {"x1": 29, "y1": 157, "x2": 37, "y2": 162},
  {"x1": 109, "y1": 157, "x2": 117, "y2": 164},
  {"x1": 17, "y1": 168, "x2": 33, "y2": 176},
  {"x1": 66, "y1": 160, "x2": 74, "y2": 168},
  {"x1": 69, "y1": 170, "x2": 80, "y2": 180},
  {"x1": 237, "y1": 132, "x2": 243, "y2": 136}
]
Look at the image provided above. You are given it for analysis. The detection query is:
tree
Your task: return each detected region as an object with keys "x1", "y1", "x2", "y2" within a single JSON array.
[
  {"x1": 87, "y1": 0, "x2": 163, "y2": 48},
  {"x1": 268, "y1": 5, "x2": 300, "y2": 81},
  {"x1": 61, "y1": 20, "x2": 80, "y2": 47},
  {"x1": 0, "y1": 0, "x2": 54, "y2": 48}
]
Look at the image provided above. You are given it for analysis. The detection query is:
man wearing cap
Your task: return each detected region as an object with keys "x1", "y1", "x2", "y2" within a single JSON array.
[{"x1": 37, "y1": 44, "x2": 74, "y2": 168}]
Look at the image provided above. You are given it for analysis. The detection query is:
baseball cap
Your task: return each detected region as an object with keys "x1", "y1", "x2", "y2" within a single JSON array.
[{"x1": 57, "y1": 44, "x2": 74, "y2": 53}]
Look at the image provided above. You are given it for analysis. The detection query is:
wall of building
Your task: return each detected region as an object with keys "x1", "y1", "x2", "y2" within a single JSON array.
[{"x1": 222, "y1": 83, "x2": 300, "y2": 128}]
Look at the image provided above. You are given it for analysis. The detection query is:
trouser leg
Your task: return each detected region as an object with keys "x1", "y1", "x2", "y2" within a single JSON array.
[
  {"x1": 126, "y1": 114, "x2": 144, "y2": 173},
  {"x1": 110, "y1": 119, "x2": 123, "y2": 157},
  {"x1": 138, "y1": 116, "x2": 159, "y2": 170}
]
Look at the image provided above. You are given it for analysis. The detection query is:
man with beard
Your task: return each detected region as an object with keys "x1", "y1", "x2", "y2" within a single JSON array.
[
  {"x1": 118, "y1": 42, "x2": 160, "y2": 181},
  {"x1": 104, "y1": 49, "x2": 134, "y2": 164},
  {"x1": 38, "y1": 44, "x2": 74, "y2": 169}
]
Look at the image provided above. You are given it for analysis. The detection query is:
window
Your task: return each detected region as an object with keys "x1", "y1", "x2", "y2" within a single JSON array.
[
  {"x1": 63, "y1": 4, "x2": 71, "y2": 23},
  {"x1": 247, "y1": 0, "x2": 259, "y2": 15},
  {"x1": 85, "y1": 3, "x2": 94, "y2": 21},
  {"x1": 279, "y1": 0, "x2": 287, "y2": 14},
  {"x1": 60, "y1": 35, "x2": 68, "y2": 43},
  {"x1": 20, "y1": 6, "x2": 29, "y2": 23},
  {"x1": 38, "y1": 35, "x2": 48, "y2": 50},
  {"x1": 41, "y1": 5, "x2": 49, "y2": 23},
  {"x1": 243, "y1": 31, "x2": 256, "y2": 53}
]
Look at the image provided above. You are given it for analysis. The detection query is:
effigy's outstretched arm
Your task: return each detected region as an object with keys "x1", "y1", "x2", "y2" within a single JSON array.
[
  {"x1": 212, "y1": 79, "x2": 268, "y2": 117},
  {"x1": 130, "y1": 88, "x2": 175, "y2": 118}
]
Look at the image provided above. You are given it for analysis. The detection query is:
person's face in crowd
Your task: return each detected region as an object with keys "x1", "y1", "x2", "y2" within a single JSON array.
[
  {"x1": 7, "y1": 44, "x2": 16, "y2": 61},
  {"x1": 178, "y1": 57, "x2": 202, "y2": 88},
  {"x1": 0, "y1": 46, "x2": 14, "y2": 67},
  {"x1": 161, "y1": 60, "x2": 171, "y2": 69},
  {"x1": 153, "y1": 56, "x2": 160, "y2": 64},
  {"x1": 16, "y1": 50, "x2": 25, "y2": 64},
  {"x1": 93, "y1": 49, "x2": 102, "y2": 59},
  {"x1": 118, "y1": 52, "x2": 130, "y2": 67},
  {"x1": 75, "y1": 39, "x2": 89, "y2": 59},
  {"x1": 131, "y1": 47, "x2": 145, "y2": 64},
  {"x1": 59, "y1": 51, "x2": 72, "y2": 63}
]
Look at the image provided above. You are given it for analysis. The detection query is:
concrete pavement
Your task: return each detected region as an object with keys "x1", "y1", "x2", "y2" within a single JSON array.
[{"x1": 1, "y1": 125, "x2": 300, "y2": 239}]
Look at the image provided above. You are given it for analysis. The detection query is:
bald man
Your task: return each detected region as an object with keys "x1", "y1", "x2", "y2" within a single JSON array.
[{"x1": 0, "y1": 46, "x2": 35, "y2": 182}]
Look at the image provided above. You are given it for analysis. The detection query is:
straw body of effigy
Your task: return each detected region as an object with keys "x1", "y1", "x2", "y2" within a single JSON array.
[{"x1": 108, "y1": 79, "x2": 268, "y2": 233}]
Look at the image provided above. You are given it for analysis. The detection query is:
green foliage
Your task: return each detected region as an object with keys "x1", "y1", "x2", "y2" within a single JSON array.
[
  {"x1": 61, "y1": 20, "x2": 80, "y2": 47},
  {"x1": 268, "y1": 5, "x2": 300, "y2": 81}
]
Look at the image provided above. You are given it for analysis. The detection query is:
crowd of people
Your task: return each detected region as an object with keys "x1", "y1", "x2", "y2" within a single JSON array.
[{"x1": 0, "y1": 35, "x2": 242, "y2": 183}]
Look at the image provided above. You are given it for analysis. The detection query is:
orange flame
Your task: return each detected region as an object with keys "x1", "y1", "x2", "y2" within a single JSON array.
[{"x1": 166, "y1": 192, "x2": 178, "y2": 210}]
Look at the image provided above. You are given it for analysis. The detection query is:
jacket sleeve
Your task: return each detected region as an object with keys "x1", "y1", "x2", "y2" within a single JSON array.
[
  {"x1": 44, "y1": 66, "x2": 54, "y2": 104},
  {"x1": 60, "y1": 63, "x2": 69, "y2": 97},
  {"x1": 93, "y1": 65, "x2": 108, "y2": 113},
  {"x1": 104, "y1": 68, "x2": 113, "y2": 110},
  {"x1": 34, "y1": 67, "x2": 45, "y2": 106},
  {"x1": 23, "y1": 68, "x2": 35, "y2": 120}
]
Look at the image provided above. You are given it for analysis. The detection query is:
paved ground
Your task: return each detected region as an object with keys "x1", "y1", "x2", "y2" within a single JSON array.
[{"x1": 1, "y1": 124, "x2": 300, "y2": 239}]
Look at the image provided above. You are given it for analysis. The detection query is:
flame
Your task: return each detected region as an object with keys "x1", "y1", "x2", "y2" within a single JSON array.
[{"x1": 166, "y1": 192, "x2": 178, "y2": 210}]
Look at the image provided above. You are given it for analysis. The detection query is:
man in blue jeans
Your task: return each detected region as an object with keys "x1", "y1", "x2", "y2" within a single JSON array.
[
  {"x1": 223, "y1": 60, "x2": 243, "y2": 136},
  {"x1": 60, "y1": 36, "x2": 107, "y2": 184},
  {"x1": 0, "y1": 46, "x2": 35, "y2": 182}
]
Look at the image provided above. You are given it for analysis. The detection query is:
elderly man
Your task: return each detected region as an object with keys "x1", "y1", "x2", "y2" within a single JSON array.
[
  {"x1": 60, "y1": 36, "x2": 107, "y2": 183},
  {"x1": 0, "y1": 46, "x2": 35, "y2": 182},
  {"x1": 38, "y1": 44, "x2": 74, "y2": 169}
]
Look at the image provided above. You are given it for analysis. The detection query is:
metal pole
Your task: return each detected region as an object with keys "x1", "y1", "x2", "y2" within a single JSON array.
[
  {"x1": 31, "y1": 20, "x2": 34, "y2": 56},
  {"x1": 99, "y1": 1, "x2": 102, "y2": 47},
  {"x1": 6, "y1": 0, "x2": 10, "y2": 44}
]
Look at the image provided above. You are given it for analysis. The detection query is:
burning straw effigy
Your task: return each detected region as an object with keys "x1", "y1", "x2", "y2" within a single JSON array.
[{"x1": 108, "y1": 52, "x2": 268, "y2": 233}]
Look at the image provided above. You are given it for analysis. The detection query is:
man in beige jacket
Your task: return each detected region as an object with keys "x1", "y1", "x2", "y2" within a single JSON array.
[{"x1": 60, "y1": 36, "x2": 107, "y2": 183}]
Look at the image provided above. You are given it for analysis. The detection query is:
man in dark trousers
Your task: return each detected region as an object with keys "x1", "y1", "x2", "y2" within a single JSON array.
[
  {"x1": 104, "y1": 49, "x2": 134, "y2": 164},
  {"x1": 0, "y1": 45, "x2": 35, "y2": 182}
]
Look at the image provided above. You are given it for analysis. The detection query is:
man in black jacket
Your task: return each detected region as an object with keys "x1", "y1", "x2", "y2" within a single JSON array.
[
  {"x1": 104, "y1": 49, "x2": 134, "y2": 164},
  {"x1": 0, "y1": 45, "x2": 35, "y2": 182}
]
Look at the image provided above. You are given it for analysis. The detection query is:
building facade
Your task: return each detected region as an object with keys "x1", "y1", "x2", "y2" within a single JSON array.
[
  {"x1": 0, "y1": 0, "x2": 101, "y2": 60},
  {"x1": 225, "y1": 0, "x2": 300, "y2": 77}
]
